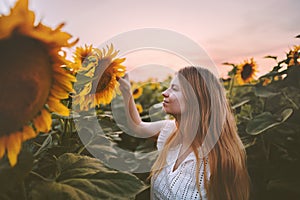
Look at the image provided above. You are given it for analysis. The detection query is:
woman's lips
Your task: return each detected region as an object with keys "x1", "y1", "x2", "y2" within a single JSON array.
[{"x1": 163, "y1": 100, "x2": 169, "y2": 107}]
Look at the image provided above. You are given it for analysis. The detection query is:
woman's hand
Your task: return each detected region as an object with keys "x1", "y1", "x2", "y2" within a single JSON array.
[
  {"x1": 116, "y1": 73, "x2": 166, "y2": 138},
  {"x1": 117, "y1": 73, "x2": 131, "y2": 98}
]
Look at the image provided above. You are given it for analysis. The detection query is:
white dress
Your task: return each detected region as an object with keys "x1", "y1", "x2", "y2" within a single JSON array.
[{"x1": 151, "y1": 120, "x2": 210, "y2": 200}]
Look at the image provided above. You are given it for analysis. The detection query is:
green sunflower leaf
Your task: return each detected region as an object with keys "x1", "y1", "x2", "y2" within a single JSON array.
[
  {"x1": 246, "y1": 109, "x2": 293, "y2": 135},
  {"x1": 254, "y1": 85, "x2": 280, "y2": 98},
  {"x1": 0, "y1": 150, "x2": 34, "y2": 199},
  {"x1": 232, "y1": 99, "x2": 250, "y2": 109},
  {"x1": 28, "y1": 153, "x2": 146, "y2": 200}
]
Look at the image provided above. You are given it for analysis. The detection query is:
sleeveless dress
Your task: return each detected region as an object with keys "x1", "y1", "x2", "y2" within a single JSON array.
[{"x1": 151, "y1": 120, "x2": 210, "y2": 200}]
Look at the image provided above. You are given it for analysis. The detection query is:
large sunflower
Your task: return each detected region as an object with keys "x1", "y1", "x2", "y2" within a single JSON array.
[
  {"x1": 0, "y1": 0, "x2": 77, "y2": 166},
  {"x1": 236, "y1": 58, "x2": 258, "y2": 85},
  {"x1": 72, "y1": 44, "x2": 126, "y2": 110}
]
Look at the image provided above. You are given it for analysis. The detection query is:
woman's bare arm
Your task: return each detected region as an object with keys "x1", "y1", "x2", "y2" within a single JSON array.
[{"x1": 117, "y1": 74, "x2": 166, "y2": 138}]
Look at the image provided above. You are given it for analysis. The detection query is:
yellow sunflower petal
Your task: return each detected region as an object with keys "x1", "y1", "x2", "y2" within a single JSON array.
[
  {"x1": 0, "y1": 136, "x2": 6, "y2": 159},
  {"x1": 82, "y1": 67, "x2": 96, "y2": 78},
  {"x1": 53, "y1": 67, "x2": 77, "y2": 82},
  {"x1": 6, "y1": 132, "x2": 22, "y2": 167},
  {"x1": 0, "y1": 0, "x2": 34, "y2": 39},
  {"x1": 22, "y1": 126, "x2": 37, "y2": 141},
  {"x1": 50, "y1": 84, "x2": 70, "y2": 99},
  {"x1": 29, "y1": 23, "x2": 78, "y2": 48},
  {"x1": 77, "y1": 82, "x2": 93, "y2": 96},
  {"x1": 53, "y1": 73, "x2": 75, "y2": 93},
  {"x1": 33, "y1": 109, "x2": 52, "y2": 133},
  {"x1": 112, "y1": 58, "x2": 126, "y2": 64},
  {"x1": 136, "y1": 104, "x2": 143, "y2": 114},
  {"x1": 47, "y1": 97, "x2": 70, "y2": 116}
]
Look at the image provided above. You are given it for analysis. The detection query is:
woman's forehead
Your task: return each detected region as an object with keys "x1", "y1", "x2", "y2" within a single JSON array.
[{"x1": 170, "y1": 75, "x2": 179, "y2": 85}]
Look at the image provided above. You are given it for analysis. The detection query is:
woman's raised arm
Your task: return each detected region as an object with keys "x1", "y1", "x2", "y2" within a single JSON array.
[{"x1": 117, "y1": 74, "x2": 166, "y2": 138}]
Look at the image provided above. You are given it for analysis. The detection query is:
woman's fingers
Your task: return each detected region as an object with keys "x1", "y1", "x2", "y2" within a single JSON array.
[
  {"x1": 117, "y1": 73, "x2": 131, "y2": 96},
  {"x1": 123, "y1": 73, "x2": 129, "y2": 82},
  {"x1": 116, "y1": 73, "x2": 129, "y2": 83}
]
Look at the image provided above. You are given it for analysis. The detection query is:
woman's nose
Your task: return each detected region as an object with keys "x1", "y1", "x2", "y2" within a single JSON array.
[{"x1": 162, "y1": 90, "x2": 169, "y2": 97}]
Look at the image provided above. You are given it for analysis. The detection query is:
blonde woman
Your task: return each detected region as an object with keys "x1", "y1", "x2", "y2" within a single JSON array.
[{"x1": 117, "y1": 66, "x2": 250, "y2": 200}]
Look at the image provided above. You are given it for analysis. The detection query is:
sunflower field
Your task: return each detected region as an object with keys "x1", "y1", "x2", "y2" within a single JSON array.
[{"x1": 1, "y1": 0, "x2": 300, "y2": 199}]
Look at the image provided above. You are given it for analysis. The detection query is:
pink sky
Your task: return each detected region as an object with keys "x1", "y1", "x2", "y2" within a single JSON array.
[{"x1": 1, "y1": 0, "x2": 299, "y2": 81}]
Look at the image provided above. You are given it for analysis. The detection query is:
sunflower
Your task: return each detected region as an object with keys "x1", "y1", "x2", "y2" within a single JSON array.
[
  {"x1": 150, "y1": 82, "x2": 161, "y2": 90},
  {"x1": 132, "y1": 87, "x2": 143, "y2": 99},
  {"x1": 73, "y1": 44, "x2": 126, "y2": 110},
  {"x1": 135, "y1": 103, "x2": 143, "y2": 114},
  {"x1": 287, "y1": 45, "x2": 300, "y2": 66},
  {"x1": 0, "y1": 0, "x2": 77, "y2": 166},
  {"x1": 71, "y1": 44, "x2": 94, "y2": 72},
  {"x1": 236, "y1": 58, "x2": 258, "y2": 85}
]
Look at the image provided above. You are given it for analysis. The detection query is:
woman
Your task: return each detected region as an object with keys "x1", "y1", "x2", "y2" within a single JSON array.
[{"x1": 117, "y1": 66, "x2": 250, "y2": 200}]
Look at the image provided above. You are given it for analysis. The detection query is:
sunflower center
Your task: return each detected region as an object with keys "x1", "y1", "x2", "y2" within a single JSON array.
[
  {"x1": 241, "y1": 64, "x2": 253, "y2": 80},
  {"x1": 0, "y1": 35, "x2": 52, "y2": 135},
  {"x1": 96, "y1": 72, "x2": 112, "y2": 92},
  {"x1": 133, "y1": 88, "x2": 139, "y2": 95}
]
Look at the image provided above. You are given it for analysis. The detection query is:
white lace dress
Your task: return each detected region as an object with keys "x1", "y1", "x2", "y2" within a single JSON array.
[{"x1": 151, "y1": 120, "x2": 210, "y2": 200}]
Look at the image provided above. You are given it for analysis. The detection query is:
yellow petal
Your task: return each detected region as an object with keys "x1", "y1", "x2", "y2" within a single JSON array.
[
  {"x1": 53, "y1": 67, "x2": 77, "y2": 82},
  {"x1": 50, "y1": 84, "x2": 70, "y2": 99},
  {"x1": 33, "y1": 114, "x2": 44, "y2": 133},
  {"x1": 47, "y1": 97, "x2": 70, "y2": 116},
  {"x1": 7, "y1": 132, "x2": 22, "y2": 167},
  {"x1": 41, "y1": 109, "x2": 52, "y2": 131},
  {"x1": 33, "y1": 109, "x2": 52, "y2": 133},
  {"x1": 77, "y1": 83, "x2": 92, "y2": 96},
  {"x1": 0, "y1": 136, "x2": 6, "y2": 159},
  {"x1": 29, "y1": 23, "x2": 75, "y2": 47},
  {"x1": 113, "y1": 58, "x2": 126, "y2": 64},
  {"x1": 0, "y1": 0, "x2": 34, "y2": 39},
  {"x1": 22, "y1": 126, "x2": 37, "y2": 141},
  {"x1": 53, "y1": 74, "x2": 75, "y2": 93}
]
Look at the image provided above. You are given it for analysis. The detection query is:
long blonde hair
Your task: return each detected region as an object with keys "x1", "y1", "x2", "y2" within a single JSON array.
[{"x1": 150, "y1": 66, "x2": 250, "y2": 200}]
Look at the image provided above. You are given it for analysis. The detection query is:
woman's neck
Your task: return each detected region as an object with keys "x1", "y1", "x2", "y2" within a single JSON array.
[{"x1": 174, "y1": 117, "x2": 199, "y2": 152}]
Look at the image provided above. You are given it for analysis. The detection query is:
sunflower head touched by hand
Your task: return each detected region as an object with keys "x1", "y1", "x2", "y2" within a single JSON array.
[
  {"x1": 0, "y1": 0, "x2": 78, "y2": 166},
  {"x1": 72, "y1": 44, "x2": 126, "y2": 110}
]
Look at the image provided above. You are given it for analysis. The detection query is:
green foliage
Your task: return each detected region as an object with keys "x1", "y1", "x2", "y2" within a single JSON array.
[
  {"x1": 246, "y1": 109, "x2": 293, "y2": 135},
  {"x1": 28, "y1": 153, "x2": 146, "y2": 200},
  {"x1": 227, "y1": 43, "x2": 300, "y2": 199},
  {"x1": 1, "y1": 38, "x2": 299, "y2": 199}
]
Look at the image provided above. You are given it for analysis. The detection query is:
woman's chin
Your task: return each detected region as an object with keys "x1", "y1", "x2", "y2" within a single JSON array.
[{"x1": 162, "y1": 108, "x2": 170, "y2": 114}]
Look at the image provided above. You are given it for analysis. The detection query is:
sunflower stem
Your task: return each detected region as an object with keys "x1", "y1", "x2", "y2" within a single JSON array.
[
  {"x1": 77, "y1": 136, "x2": 94, "y2": 154},
  {"x1": 283, "y1": 92, "x2": 299, "y2": 110},
  {"x1": 228, "y1": 75, "x2": 235, "y2": 99},
  {"x1": 29, "y1": 171, "x2": 54, "y2": 182},
  {"x1": 61, "y1": 97, "x2": 73, "y2": 144},
  {"x1": 20, "y1": 181, "x2": 27, "y2": 200}
]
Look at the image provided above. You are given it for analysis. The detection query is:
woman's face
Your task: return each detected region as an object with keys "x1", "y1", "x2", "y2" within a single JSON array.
[{"x1": 162, "y1": 75, "x2": 185, "y2": 115}]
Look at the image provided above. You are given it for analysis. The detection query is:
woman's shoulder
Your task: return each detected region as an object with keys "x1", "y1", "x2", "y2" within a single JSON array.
[{"x1": 156, "y1": 120, "x2": 176, "y2": 150}]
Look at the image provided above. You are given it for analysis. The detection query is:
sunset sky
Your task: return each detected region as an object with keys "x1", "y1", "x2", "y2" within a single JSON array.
[{"x1": 1, "y1": 0, "x2": 299, "y2": 81}]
